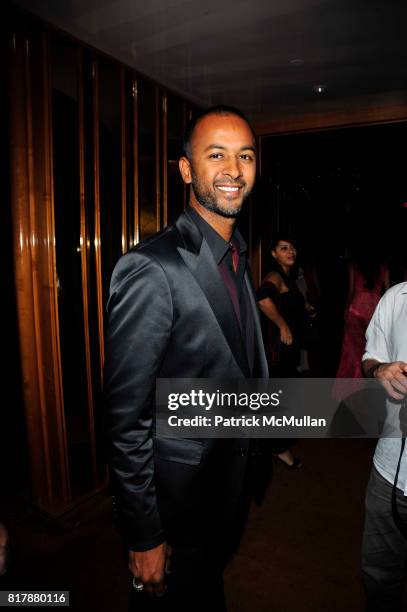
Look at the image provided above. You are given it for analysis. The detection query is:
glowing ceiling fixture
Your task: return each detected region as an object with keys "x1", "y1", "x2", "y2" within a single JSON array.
[{"x1": 313, "y1": 84, "x2": 327, "y2": 94}]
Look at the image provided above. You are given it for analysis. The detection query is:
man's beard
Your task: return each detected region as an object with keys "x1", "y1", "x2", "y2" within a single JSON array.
[{"x1": 190, "y1": 169, "x2": 250, "y2": 218}]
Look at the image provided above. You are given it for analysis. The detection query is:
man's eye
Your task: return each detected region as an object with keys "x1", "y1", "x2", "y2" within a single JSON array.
[
  {"x1": 240, "y1": 154, "x2": 253, "y2": 161},
  {"x1": 209, "y1": 153, "x2": 223, "y2": 159}
]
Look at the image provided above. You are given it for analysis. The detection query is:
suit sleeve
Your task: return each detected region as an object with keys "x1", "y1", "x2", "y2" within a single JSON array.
[{"x1": 104, "y1": 250, "x2": 173, "y2": 551}]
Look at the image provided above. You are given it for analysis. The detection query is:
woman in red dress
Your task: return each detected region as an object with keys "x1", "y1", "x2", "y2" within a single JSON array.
[{"x1": 336, "y1": 255, "x2": 389, "y2": 379}]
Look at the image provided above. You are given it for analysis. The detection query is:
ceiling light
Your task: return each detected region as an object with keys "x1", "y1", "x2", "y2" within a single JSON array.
[
  {"x1": 290, "y1": 58, "x2": 304, "y2": 66},
  {"x1": 313, "y1": 84, "x2": 327, "y2": 94}
]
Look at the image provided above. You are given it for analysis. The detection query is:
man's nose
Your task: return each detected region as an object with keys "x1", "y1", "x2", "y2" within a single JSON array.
[{"x1": 222, "y1": 157, "x2": 242, "y2": 180}]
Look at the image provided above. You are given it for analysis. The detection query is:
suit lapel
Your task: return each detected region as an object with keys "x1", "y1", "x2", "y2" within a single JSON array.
[{"x1": 175, "y1": 213, "x2": 251, "y2": 377}]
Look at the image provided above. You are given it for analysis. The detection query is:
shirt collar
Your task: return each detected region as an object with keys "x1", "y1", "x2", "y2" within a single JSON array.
[{"x1": 186, "y1": 206, "x2": 247, "y2": 264}]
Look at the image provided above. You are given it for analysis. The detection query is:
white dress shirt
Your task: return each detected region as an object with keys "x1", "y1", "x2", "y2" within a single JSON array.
[{"x1": 363, "y1": 281, "x2": 407, "y2": 494}]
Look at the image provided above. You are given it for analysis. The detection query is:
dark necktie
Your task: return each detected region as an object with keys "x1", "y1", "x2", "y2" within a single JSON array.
[{"x1": 230, "y1": 243, "x2": 239, "y2": 273}]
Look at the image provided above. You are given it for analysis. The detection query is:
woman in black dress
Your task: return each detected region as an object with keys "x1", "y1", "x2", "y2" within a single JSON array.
[{"x1": 258, "y1": 236, "x2": 306, "y2": 468}]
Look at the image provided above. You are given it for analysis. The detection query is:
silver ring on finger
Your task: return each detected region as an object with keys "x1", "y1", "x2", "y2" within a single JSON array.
[{"x1": 132, "y1": 577, "x2": 144, "y2": 592}]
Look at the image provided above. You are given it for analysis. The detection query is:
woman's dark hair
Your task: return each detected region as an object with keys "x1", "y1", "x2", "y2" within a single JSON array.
[
  {"x1": 269, "y1": 235, "x2": 297, "y2": 253},
  {"x1": 268, "y1": 235, "x2": 298, "y2": 288}
]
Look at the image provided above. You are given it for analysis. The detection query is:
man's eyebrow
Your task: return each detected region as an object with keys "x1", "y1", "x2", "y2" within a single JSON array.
[{"x1": 203, "y1": 144, "x2": 257, "y2": 152}]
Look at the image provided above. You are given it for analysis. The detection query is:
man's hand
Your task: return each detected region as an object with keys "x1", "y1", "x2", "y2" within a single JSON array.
[
  {"x1": 371, "y1": 361, "x2": 407, "y2": 400},
  {"x1": 129, "y1": 542, "x2": 172, "y2": 597},
  {"x1": 279, "y1": 322, "x2": 292, "y2": 345}
]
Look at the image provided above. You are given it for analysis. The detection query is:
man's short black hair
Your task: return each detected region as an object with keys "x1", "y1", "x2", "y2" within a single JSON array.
[{"x1": 182, "y1": 105, "x2": 256, "y2": 160}]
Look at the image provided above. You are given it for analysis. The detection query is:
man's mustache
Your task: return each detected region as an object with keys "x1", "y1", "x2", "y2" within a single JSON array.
[{"x1": 214, "y1": 180, "x2": 246, "y2": 188}]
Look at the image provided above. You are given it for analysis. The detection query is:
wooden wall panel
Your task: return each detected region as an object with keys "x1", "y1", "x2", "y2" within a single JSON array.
[
  {"x1": 182, "y1": 101, "x2": 188, "y2": 210},
  {"x1": 138, "y1": 79, "x2": 159, "y2": 241},
  {"x1": 254, "y1": 97, "x2": 407, "y2": 136},
  {"x1": 162, "y1": 93, "x2": 168, "y2": 227},
  {"x1": 120, "y1": 67, "x2": 127, "y2": 254},
  {"x1": 132, "y1": 78, "x2": 140, "y2": 245},
  {"x1": 7, "y1": 9, "x2": 201, "y2": 515},
  {"x1": 9, "y1": 29, "x2": 70, "y2": 514},
  {"x1": 155, "y1": 87, "x2": 161, "y2": 231},
  {"x1": 77, "y1": 47, "x2": 98, "y2": 487},
  {"x1": 92, "y1": 57, "x2": 105, "y2": 376}
]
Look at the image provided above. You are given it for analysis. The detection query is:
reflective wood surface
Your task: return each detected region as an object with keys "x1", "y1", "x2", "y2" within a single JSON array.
[{"x1": 7, "y1": 9, "x2": 205, "y2": 515}]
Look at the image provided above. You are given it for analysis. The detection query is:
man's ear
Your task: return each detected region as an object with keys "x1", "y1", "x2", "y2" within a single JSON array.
[{"x1": 179, "y1": 156, "x2": 192, "y2": 184}]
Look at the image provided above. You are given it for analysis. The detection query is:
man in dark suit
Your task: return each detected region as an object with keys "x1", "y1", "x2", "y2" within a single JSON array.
[{"x1": 104, "y1": 105, "x2": 268, "y2": 610}]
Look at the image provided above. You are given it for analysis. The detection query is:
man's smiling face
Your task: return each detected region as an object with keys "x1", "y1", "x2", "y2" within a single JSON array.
[{"x1": 179, "y1": 113, "x2": 257, "y2": 218}]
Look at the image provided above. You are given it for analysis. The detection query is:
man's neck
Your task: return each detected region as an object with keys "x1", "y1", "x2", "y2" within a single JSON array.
[{"x1": 189, "y1": 201, "x2": 236, "y2": 243}]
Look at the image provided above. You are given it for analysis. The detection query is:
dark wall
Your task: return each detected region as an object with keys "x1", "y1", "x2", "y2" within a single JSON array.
[{"x1": 260, "y1": 122, "x2": 407, "y2": 276}]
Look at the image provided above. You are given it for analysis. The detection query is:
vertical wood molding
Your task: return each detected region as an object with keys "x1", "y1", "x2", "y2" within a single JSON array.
[
  {"x1": 162, "y1": 93, "x2": 168, "y2": 227},
  {"x1": 132, "y1": 78, "x2": 140, "y2": 245},
  {"x1": 24, "y1": 34, "x2": 53, "y2": 504},
  {"x1": 182, "y1": 101, "x2": 187, "y2": 210},
  {"x1": 120, "y1": 67, "x2": 127, "y2": 254},
  {"x1": 8, "y1": 11, "x2": 210, "y2": 516},
  {"x1": 77, "y1": 46, "x2": 98, "y2": 487},
  {"x1": 155, "y1": 87, "x2": 161, "y2": 230},
  {"x1": 9, "y1": 29, "x2": 71, "y2": 512},
  {"x1": 92, "y1": 56, "x2": 105, "y2": 378},
  {"x1": 42, "y1": 33, "x2": 70, "y2": 503}
]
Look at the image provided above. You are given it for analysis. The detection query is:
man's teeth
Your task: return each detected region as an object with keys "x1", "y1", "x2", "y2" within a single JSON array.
[{"x1": 217, "y1": 186, "x2": 239, "y2": 192}]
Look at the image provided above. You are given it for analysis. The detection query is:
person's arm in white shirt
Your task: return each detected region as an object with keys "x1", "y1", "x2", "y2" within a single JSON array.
[{"x1": 362, "y1": 291, "x2": 407, "y2": 400}]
